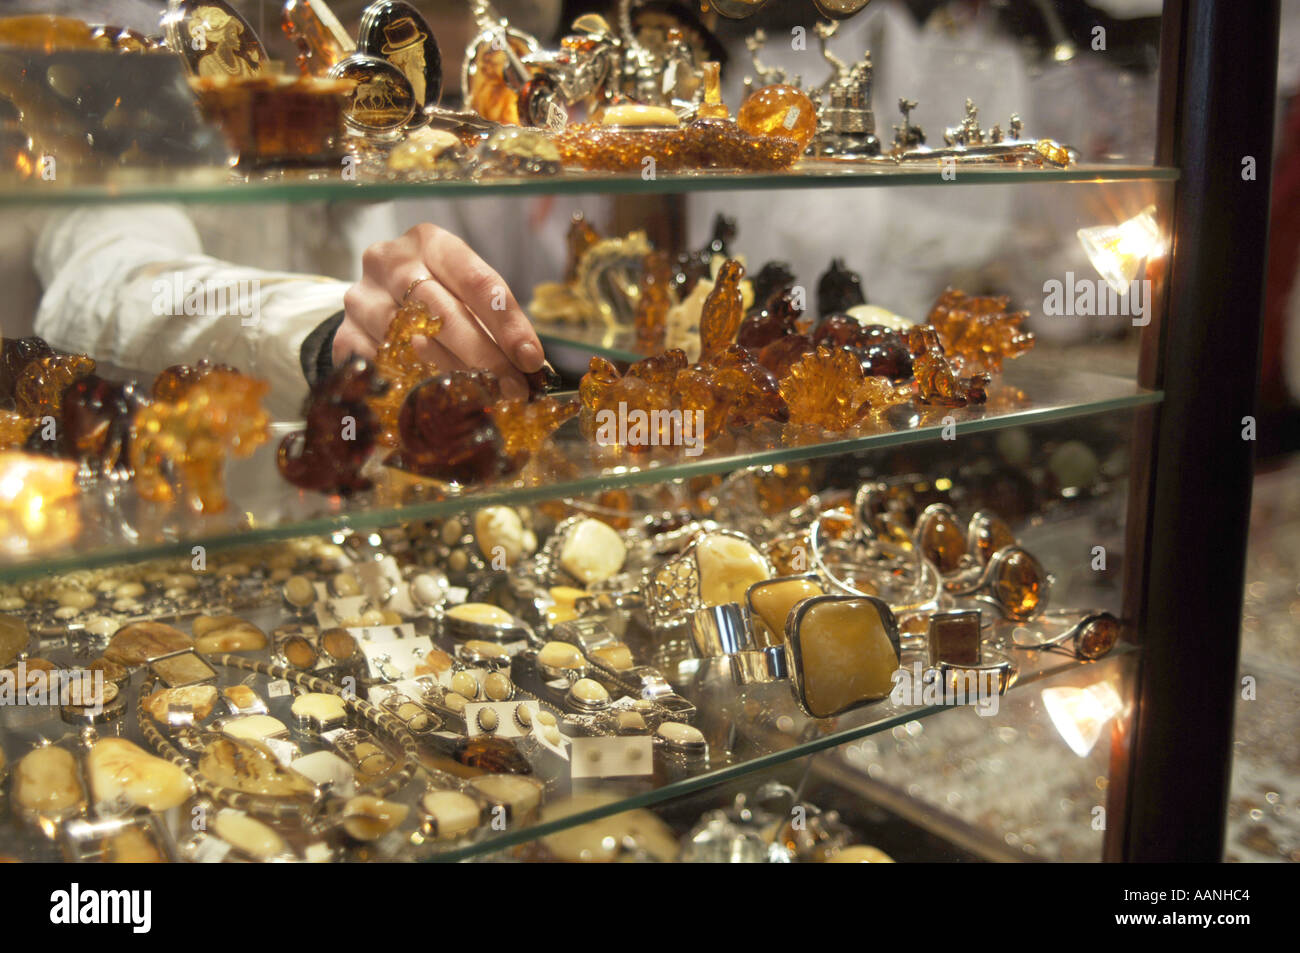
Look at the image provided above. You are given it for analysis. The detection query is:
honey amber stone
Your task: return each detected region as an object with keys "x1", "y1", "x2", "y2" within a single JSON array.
[
  {"x1": 396, "y1": 371, "x2": 509, "y2": 484},
  {"x1": 696, "y1": 533, "x2": 771, "y2": 606},
  {"x1": 992, "y1": 549, "x2": 1047, "y2": 620},
  {"x1": 737, "y1": 84, "x2": 816, "y2": 151},
  {"x1": 699, "y1": 259, "x2": 746, "y2": 361},
  {"x1": 14, "y1": 354, "x2": 95, "y2": 418},
  {"x1": 779, "y1": 345, "x2": 877, "y2": 432},
  {"x1": 370, "y1": 298, "x2": 445, "y2": 448},
  {"x1": 918, "y1": 509, "x2": 965, "y2": 573},
  {"x1": 634, "y1": 250, "x2": 672, "y2": 354},
  {"x1": 130, "y1": 369, "x2": 270, "y2": 513},
  {"x1": 279, "y1": 357, "x2": 386, "y2": 495},
  {"x1": 926, "y1": 288, "x2": 1035, "y2": 373},
  {"x1": 490, "y1": 394, "x2": 578, "y2": 468},
  {"x1": 970, "y1": 513, "x2": 1015, "y2": 566},
  {"x1": 579, "y1": 356, "x2": 621, "y2": 413},
  {"x1": 796, "y1": 598, "x2": 898, "y2": 718},
  {"x1": 749, "y1": 576, "x2": 824, "y2": 644}
]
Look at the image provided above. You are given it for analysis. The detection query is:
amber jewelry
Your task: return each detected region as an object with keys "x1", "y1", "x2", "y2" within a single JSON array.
[
  {"x1": 1004, "y1": 610, "x2": 1120, "y2": 661},
  {"x1": 643, "y1": 529, "x2": 774, "y2": 630},
  {"x1": 925, "y1": 610, "x2": 1017, "y2": 696},
  {"x1": 949, "y1": 545, "x2": 1053, "y2": 622},
  {"x1": 808, "y1": 509, "x2": 942, "y2": 614},
  {"x1": 784, "y1": 594, "x2": 901, "y2": 719},
  {"x1": 403, "y1": 275, "x2": 434, "y2": 302}
]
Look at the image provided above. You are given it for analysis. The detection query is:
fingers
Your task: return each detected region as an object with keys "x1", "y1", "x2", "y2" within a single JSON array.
[
  {"x1": 408, "y1": 278, "x2": 528, "y2": 398},
  {"x1": 412, "y1": 224, "x2": 545, "y2": 374}
]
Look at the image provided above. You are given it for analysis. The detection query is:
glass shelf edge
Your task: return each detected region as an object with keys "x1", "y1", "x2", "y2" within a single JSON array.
[{"x1": 0, "y1": 165, "x2": 1180, "y2": 209}]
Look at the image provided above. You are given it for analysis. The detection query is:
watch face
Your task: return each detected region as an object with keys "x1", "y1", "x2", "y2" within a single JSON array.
[
  {"x1": 161, "y1": 0, "x2": 265, "y2": 78},
  {"x1": 358, "y1": 1, "x2": 442, "y2": 111},
  {"x1": 329, "y1": 53, "x2": 416, "y2": 134}
]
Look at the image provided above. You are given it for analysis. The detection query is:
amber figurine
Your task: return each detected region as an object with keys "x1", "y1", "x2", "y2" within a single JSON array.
[
  {"x1": 697, "y1": 61, "x2": 728, "y2": 119},
  {"x1": 634, "y1": 250, "x2": 672, "y2": 355},
  {"x1": 908, "y1": 325, "x2": 990, "y2": 407},
  {"x1": 738, "y1": 286, "x2": 803, "y2": 351},
  {"x1": 369, "y1": 298, "x2": 445, "y2": 447},
  {"x1": 778, "y1": 345, "x2": 879, "y2": 432},
  {"x1": 816, "y1": 259, "x2": 867, "y2": 316},
  {"x1": 565, "y1": 211, "x2": 600, "y2": 283},
  {"x1": 491, "y1": 394, "x2": 578, "y2": 469},
  {"x1": 699, "y1": 259, "x2": 746, "y2": 362},
  {"x1": 278, "y1": 357, "x2": 386, "y2": 496}
]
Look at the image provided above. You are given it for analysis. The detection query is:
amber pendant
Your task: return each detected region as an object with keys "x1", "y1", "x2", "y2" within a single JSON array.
[{"x1": 358, "y1": 0, "x2": 442, "y2": 111}]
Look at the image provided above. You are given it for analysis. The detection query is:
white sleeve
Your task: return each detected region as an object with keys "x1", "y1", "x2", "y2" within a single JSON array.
[{"x1": 33, "y1": 205, "x2": 348, "y2": 419}]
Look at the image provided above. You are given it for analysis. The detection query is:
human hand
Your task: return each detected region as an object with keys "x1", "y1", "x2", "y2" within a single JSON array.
[{"x1": 337, "y1": 223, "x2": 544, "y2": 399}]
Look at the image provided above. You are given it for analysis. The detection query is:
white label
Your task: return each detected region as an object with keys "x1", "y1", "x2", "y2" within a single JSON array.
[
  {"x1": 444, "y1": 586, "x2": 469, "y2": 605},
  {"x1": 570, "y1": 735, "x2": 653, "y2": 778},
  {"x1": 783, "y1": 106, "x2": 800, "y2": 130},
  {"x1": 266, "y1": 679, "x2": 291, "y2": 698},
  {"x1": 349, "y1": 624, "x2": 415, "y2": 644},
  {"x1": 193, "y1": 836, "x2": 232, "y2": 864},
  {"x1": 315, "y1": 595, "x2": 368, "y2": 628},
  {"x1": 361, "y1": 636, "x2": 433, "y2": 681},
  {"x1": 546, "y1": 101, "x2": 567, "y2": 132}
]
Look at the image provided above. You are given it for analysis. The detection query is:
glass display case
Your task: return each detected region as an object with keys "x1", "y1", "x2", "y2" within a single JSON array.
[{"x1": 0, "y1": 0, "x2": 1277, "y2": 864}]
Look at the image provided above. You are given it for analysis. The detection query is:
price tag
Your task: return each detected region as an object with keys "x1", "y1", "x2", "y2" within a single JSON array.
[
  {"x1": 265, "y1": 679, "x2": 291, "y2": 699},
  {"x1": 349, "y1": 624, "x2": 415, "y2": 643},
  {"x1": 569, "y1": 735, "x2": 653, "y2": 779},
  {"x1": 546, "y1": 101, "x2": 567, "y2": 132}
]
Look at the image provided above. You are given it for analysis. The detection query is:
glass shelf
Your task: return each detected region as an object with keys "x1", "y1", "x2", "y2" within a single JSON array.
[
  {"x1": 0, "y1": 163, "x2": 1178, "y2": 208},
  {"x1": 0, "y1": 364, "x2": 1160, "y2": 581},
  {"x1": 0, "y1": 363, "x2": 1159, "y2": 583},
  {"x1": 429, "y1": 642, "x2": 1135, "y2": 862}
]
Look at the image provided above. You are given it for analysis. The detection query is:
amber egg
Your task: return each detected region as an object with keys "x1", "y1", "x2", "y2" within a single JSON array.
[{"x1": 737, "y1": 84, "x2": 817, "y2": 151}]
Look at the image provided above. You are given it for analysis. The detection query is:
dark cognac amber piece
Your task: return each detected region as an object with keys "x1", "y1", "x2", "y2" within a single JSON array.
[
  {"x1": 55, "y1": 375, "x2": 146, "y2": 471},
  {"x1": 816, "y1": 259, "x2": 866, "y2": 317},
  {"x1": 752, "y1": 260, "x2": 797, "y2": 311},
  {"x1": 738, "y1": 287, "x2": 803, "y2": 350},
  {"x1": 279, "y1": 357, "x2": 386, "y2": 495},
  {"x1": 813, "y1": 313, "x2": 869, "y2": 348},
  {"x1": 856, "y1": 325, "x2": 913, "y2": 379},
  {"x1": 524, "y1": 361, "x2": 561, "y2": 398},
  {"x1": 396, "y1": 371, "x2": 509, "y2": 484},
  {"x1": 699, "y1": 259, "x2": 746, "y2": 362},
  {"x1": 0, "y1": 336, "x2": 54, "y2": 405},
  {"x1": 925, "y1": 288, "x2": 1035, "y2": 373}
]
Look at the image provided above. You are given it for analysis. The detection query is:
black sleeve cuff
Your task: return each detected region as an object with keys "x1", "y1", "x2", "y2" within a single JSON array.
[{"x1": 300, "y1": 310, "x2": 345, "y2": 390}]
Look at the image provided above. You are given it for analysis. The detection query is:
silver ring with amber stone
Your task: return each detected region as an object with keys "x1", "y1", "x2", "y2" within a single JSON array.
[
  {"x1": 1005, "y1": 609, "x2": 1120, "y2": 661},
  {"x1": 808, "y1": 510, "x2": 942, "y2": 614},
  {"x1": 950, "y1": 545, "x2": 1054, "y2": 623}
]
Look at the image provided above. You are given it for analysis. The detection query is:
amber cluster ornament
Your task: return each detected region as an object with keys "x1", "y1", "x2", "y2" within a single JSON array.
[
  {"x1": 279, "y1": 357, "x2": 387, "y2": 496},
  {"x1": 778, "y1": 345, "x2": 904, "y2": 432},
  {"x1": 130, "y1": 369, "x2": 270, "y2": 513},
  {"x1": 369, "y1": 297, "x2": 445, "y2": 447},
  {"x1": 925, "y1": 288, "x2": 1035, "y2": 373},
  {"x1": 553, "y1": 117, "x2": 802, "y2": 173}
]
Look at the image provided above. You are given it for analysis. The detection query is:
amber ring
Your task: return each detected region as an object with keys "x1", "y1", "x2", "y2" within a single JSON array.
[
  {"x1": 808, "y1": 510, "x2": 942, "y2": 614},
  {"x1": 950, "y1": 545, "x2": 1054, "y2": 622},
  {"x1": 1005, "y1": 610, "x2": 1120, "y2": 660},
  {"x1": 403, "y1": 275, "x2": 435, "y2": 302}
]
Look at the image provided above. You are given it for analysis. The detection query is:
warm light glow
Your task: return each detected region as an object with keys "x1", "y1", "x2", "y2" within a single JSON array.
[
  {"x1": 1042, "y1": 681, "x2": 1124, "y2": 757},
  {"x1": 1077, "y1": 205, "x2": 1163, "y2": 295}
]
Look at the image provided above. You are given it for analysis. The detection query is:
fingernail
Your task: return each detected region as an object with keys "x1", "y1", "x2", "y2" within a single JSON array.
[{"x1": 515, "y1": 341, "x2": 543, "y2": 372}]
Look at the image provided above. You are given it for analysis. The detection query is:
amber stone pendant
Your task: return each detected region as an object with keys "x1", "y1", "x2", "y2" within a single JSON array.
[
  {"x1": 987, "y1": 545, "x2": 1052, "y2": 621},
  {"x1": 161, "y1": 0, "x2": 265, "y2": 79},
  {"x1": 358, "y1": 0, "x2": 442, "y2": 111}
]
